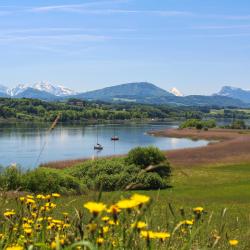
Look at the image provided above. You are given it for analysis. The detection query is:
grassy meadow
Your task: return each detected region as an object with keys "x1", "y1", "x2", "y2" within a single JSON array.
[{"x1": 0, "y1": 160, "x2": 250, "y2": 249}]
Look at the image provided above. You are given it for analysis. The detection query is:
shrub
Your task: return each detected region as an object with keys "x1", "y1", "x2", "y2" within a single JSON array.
[
  {"x1": 180, "y1": 119, "x2": 216, "y2": 129},
  {"x1": 126, "y1": 146, "x2": 166, "y2": 168},
  {"x1": 22, "y1": 168, "x2": 85, "y2": 195},
  {"x1": 0, "y1": 165, "x2": 23, "y2": 190},
  {"x1": 136, "y1": 172, "x2": 167, "y2": 190}
]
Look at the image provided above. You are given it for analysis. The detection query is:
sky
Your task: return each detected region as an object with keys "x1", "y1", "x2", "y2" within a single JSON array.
[{"x1": 0, "y1": 0, "x2": 250, "y2": 95}]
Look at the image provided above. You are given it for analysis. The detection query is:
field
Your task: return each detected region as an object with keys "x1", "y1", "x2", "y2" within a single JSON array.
[{"x1": 1, "y1": 128, "x2": 250, "y2": 249}]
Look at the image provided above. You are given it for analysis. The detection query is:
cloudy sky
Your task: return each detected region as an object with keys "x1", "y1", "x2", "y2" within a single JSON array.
[{"x1": 0, "y1": 0, "x2": 250, "y2": 94}]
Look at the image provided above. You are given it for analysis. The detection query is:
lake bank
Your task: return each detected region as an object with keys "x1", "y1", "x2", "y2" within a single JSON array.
[{"x1": 151, "y1": 128, "x2": 250, "y2": 167}]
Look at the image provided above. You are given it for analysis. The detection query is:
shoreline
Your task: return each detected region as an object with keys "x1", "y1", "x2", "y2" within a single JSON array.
[
  {"x1": 43, "y1": 128, "x2": 250, "y2": 169},
  {"x1": 156, "y1": 128, "x2": 250, "y2": 167}
]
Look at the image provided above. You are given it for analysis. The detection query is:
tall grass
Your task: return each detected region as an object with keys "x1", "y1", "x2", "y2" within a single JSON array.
[{"x1": 0, "y1": 192, "x2": 248, "y2": 249}]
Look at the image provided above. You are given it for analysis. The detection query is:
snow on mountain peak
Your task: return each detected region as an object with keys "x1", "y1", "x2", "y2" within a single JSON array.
[
  {"x1": 169, "y1": 87, "x2": 184, "y2": 97},
  {"x1": 0, "y1": 82, "x2": 76, "y2": 97},
  {"x1": 31, "y1": 82, "x2": 76, "y2": 96}
]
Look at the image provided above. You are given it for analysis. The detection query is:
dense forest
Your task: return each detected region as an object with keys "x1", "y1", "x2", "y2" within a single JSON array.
[{"x1": 0, "y1": 97, "x2": 250, "y2": 122}]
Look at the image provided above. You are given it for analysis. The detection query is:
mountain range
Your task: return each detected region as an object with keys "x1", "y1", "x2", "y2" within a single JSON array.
[{"x1": 0, "y1": 82, "x2": 249, "y2": 107}]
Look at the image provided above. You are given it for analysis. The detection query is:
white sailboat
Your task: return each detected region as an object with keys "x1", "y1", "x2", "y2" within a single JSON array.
[{"x1": 94, "y1": 125, "x2": 103, "y2": 150}]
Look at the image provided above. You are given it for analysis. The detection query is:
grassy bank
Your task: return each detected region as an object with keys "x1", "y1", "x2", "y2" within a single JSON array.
[{"x1": 0, "y1": 162, "x2": 250, "y2": 249}]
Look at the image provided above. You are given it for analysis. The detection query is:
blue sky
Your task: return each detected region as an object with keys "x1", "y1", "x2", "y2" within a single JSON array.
[{"x1": 0, "y1": 0, "x2": 250, "y2": 94}]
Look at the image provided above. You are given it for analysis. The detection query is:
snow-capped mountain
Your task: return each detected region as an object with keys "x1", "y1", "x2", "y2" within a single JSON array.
[
  {"x1": 216, "y1": 86, "x2": 250, "y2": 103},
  {"x1": 32, "y1": 82, "x2": 76, "y2": 96},
  {"x1": 2, "y1": 82, "x2": 76, "y2": 97},
  {"x1": 169, "y1": 87, "x2": 184, "y2": 97},
  {"x1": 7, "y1": 84, "x2": 28, "y2": 96}
]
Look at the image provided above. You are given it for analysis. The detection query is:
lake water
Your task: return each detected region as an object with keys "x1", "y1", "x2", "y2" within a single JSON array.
[{"x1": 0, "y1": 122, "x2": 209, "y2": 168}]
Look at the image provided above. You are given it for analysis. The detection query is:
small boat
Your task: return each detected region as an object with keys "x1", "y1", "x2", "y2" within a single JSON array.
[
  {"x1": 94, "y1": 125, "x2": 103, "y2": 150},
  {"x1": 111, "y1": 125, "x2": 119, "y2": 141},
  {"x1": 94, "y1": 143, "x2": 103, "y2": 150}
]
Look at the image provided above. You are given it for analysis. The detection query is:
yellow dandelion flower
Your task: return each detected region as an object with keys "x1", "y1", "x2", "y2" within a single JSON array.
[
  {"x1": 132, "y1": 221, "x2": 147, "y2": 229},
  {"x1": 193, "y1": 207, "x2": 204, "y2": 213},
  {"x1": 26, "y1": 199, "x2": 35, "y2": 205},
  {"x1": 87, "y1": 223, "x2": 97, "y2": 232},
  {"x1": 84, "y1": 202, "x2": 106, "y2": 215},
  {"x1": 181, "y1": 219, "x2": 194, "y2": 225},
  {"x1": 4, "y1": 210, "x2": 16, "y2": 218},
  {"x1": 26, "y1": 195, "x2": 34, "y2": 199},
  {"x1": 19, "y1": 197, "x2": 25, "y2": 202},
  {"x1": 140, "y1": 230, "x2": 155, "y2": 239},
  {"x1": 107, "y1": 205, "x2": 121, "y2": 214},
  {"x1": 6, "y1": 246, "x2": 23, "y2": 250},
  {"x1": 229, "y1": 240, "x2": 239, "y2": 246},
  {"x1": 96, "y1": 237, "x2": 104, "y2": 245},
  {"x1": 101, "y1": 216, "x2": 110, "y2": 222},
  {"x1": 24, "y1": 228, "x2": 32, "y2": 236},
  {"x1": 51, "y1": 241, "x2": 57, "y2": 249},
  {"x1": 52, "y1": 193, "x2": 60, "y2": 198},
  {"x1": 63, "y1": 223, "x2": 70, "y2": 229},
  {"x1": 45, "y1": 194, "x2": 51, "y2": 200},
  {"x1": 130, "y1": 194, "x2": 150, "y2": 204},
  {"x1": 102, "y1": 226, "x2": 109, "y2": 233},
  {"x1": 0, "y1": 233, "x2": 4, "y2": 239},
  {"x1": 108, "y1": 220, "x2": 119, "y2": 226},
  {"x1": 154, "y1": 232, "x2": 171, "y2": 240},
  {"x1": 116, "y1": 199, "x2": 140, "y2": 209},
  {"x1": 36, "y1": 194, "x2": 45, "y2": 199}
]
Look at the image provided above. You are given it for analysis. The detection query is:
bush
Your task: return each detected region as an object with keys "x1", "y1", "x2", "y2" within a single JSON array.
[
  {"x1": 23, "y1": 169, "x2": 85, "y2": 195},
  {"x1": 180, "y1": 119, "x2": 216, "y2": 130},
  {"x1": 126, "y1": 146, "x2": 166, "y2": 168},
  {"x1": 135, "y1": 172, "x2": 167, "y2": 190},
  {"x1": 0, "y1": 165, "x2": 23, "y2": 190},
  {"x1": 69, "y1": 148, "x2": 171, "y2": 191}
]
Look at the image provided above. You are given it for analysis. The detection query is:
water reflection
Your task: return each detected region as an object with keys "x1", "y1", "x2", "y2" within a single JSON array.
[{"x1": 0, "y1": 122, "x2": 209, "y2": 168}]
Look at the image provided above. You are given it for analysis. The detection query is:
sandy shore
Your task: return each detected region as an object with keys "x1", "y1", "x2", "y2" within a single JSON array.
[{"x1": 151, "y1": 128, "x2": 250, "y2": 167}]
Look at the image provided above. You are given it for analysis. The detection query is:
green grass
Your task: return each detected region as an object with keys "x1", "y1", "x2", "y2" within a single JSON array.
[{"x1": 1, "y1": 162, "x2": 250, "y2": 249}]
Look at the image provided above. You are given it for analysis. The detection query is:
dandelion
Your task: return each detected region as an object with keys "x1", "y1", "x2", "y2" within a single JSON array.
[
  {"x1": 108, "y1": 220, "x2": 119, "y2": 226},
  {"x1": 4, "y1": 210, "x2": 16, "y2": 218},
  {"x1": 101, "y1": 216, "x2": 110, "y2": 222},
  {"x1": 51, "y1": 241, "x2": 57, "y2": 249},
  {"x1": 87, "y1": 223, "x2": 97, "y2": 232},
  {"x1": 181, "y1": 219, "x2": 194, "y2": 226},
  {"x1": 96, "y1": 237, "x2": 104, "y2": 246},
  {"x1": 140, "y1": 230, "x2": 155, "y2": 239},
  {"x1": 26, "y1": 199, "x2": 35, "y2": 205},
  {"x1": 154, "y1": 232, "x2": 171, "y2": 240},
  {"x1": 131, "y1": 221, "x2": 147, "y2": 229},
  {"x1": 24, "y1": 228, "x2": 32, "y2": 237},
  {"x1": 229, "y1": 240, "x2": 239, "y2": 246},
  {"x1": 116, "y1": 199, "x2": 140, "y2": 210},
  {"x1": 193, "y1": 207, "x2": 204, "y2": 213},
  {"x1": 52, "y1": 193, "x2": 61, "y2": 198},
  {"x1": 36, "y1": 194, "x2": 45, "y2": 199},
  {"x1": 84, "y1": 202, "x2": 106, "y2": 216},
  {"x1": 19, "y1": 197, "x2": 25, "y2": 202},
  {"x1": 6, "y1": 246, "x2": 23, "y2": 250},
  {"x1": 102, "y1": 226, "x2": 109, "y2": 233},
  {"x1": 130, "y1": 194, "x2": 150, "y2": 205}
]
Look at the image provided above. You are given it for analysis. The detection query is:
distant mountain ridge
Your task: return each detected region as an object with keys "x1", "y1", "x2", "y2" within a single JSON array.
[
  {"x1": 0, "y1": 82, "x2": 76, "y2": 98},
  {"x1": 216, "y1": 86, "x2": 250, "y2": 103},
  {"x1": 0, "y1": 82, "x2": 249, "y2": 107},
  {"x1": 75, "y1": 82, "x2": 174, "y2": 101}
]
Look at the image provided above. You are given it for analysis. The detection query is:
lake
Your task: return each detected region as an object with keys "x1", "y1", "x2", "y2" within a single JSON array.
[{"x1": 0, "y1": 122, "x2": 209, "y2": 168}]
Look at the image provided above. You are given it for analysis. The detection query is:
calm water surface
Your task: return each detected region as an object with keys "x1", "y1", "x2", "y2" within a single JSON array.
[{"x1": 0, "y1": 122, "x2": 209, "y2": 168}]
